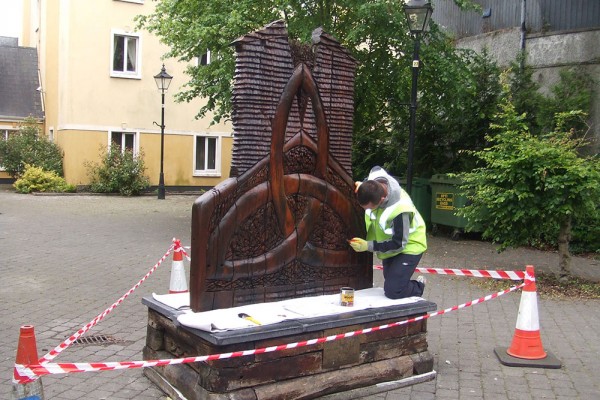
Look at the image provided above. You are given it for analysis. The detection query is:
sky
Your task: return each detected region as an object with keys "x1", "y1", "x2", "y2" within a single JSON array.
[{"x1": 0, "y1": 0, "x2": 23, "y2": 38}]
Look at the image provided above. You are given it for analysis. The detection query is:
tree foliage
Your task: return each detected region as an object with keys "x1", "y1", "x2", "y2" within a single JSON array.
[
  {"x1": 509, "y1": 56, "x2": 595, "y2": 141},
  {"x1": 501, "y1": 60, "x2": 597, "y2": 258},
  {"x1": 0, "y1": 117, "x2": 64, "y2": 178},
  {"x1": 136, "y1": 0, "x2": 492, "y2": 179},
  {"x1": 458, "y1": 77, "x2": 600, "y2": 276},
  {"x1": 539, "y1": 68, "x2": 595, "y2": 141},
  {"x1": 416, "y1": 47, "x2": 501, "y2": 176}
]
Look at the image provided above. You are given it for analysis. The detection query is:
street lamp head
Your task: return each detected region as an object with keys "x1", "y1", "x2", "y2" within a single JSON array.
[
  {"x1": 403, "y1": 0, "x2": 433, "y2": 34},
  {"x1": 154, "y1": 64, "x2": 173, "y2": 92}
]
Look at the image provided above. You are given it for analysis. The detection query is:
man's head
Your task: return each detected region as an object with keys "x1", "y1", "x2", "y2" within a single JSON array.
[{"x1": 357, "y1": 180, "x2": 386, "y2": 210}]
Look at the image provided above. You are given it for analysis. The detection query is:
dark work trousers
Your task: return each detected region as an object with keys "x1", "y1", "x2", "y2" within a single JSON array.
[{"x1": 382, "y1": 253, "x2": 425, "y2": 299}]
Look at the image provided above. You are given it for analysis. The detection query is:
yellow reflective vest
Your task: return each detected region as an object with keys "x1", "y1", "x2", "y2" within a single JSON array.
[{"x1": 364, "y1": 170, "x2": 427, "y2": 259}]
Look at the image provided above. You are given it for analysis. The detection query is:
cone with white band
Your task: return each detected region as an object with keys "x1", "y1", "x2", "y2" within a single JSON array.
[
  {"x1": 494, "y1": 265, "x2": 561, "y2": 368},
  {"x1": 169, "y1": 242, "x2": 188, "y2": 294},
  {"x1": 507, "y1": 265, "x2": 546, "y2": 359},
  {"x1": 12, "y1": 325, "x2": 45, "y2": 399}
]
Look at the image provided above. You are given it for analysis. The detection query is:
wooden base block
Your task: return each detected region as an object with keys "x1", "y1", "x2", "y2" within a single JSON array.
[{"x1": 142, "y1": 295, "x2": 437, "y2": 399}]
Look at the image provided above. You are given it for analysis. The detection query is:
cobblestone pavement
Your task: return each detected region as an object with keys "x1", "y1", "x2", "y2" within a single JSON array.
[{"x1": 1, "y1": 189, "x2": 599, "y2": 399}]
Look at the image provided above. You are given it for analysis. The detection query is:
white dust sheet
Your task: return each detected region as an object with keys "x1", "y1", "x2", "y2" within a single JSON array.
[{"x1": 152, "y1": 288, "x2": 421, "y2": 332}]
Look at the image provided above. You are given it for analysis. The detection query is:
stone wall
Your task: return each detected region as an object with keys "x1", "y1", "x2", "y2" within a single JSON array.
[{"x1": 456, "y1": 27, "x2": 600, "y2": 153}]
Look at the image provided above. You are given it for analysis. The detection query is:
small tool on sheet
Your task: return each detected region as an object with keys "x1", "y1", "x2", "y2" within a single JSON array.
[{"x1": 238, "y1": 313, "x2": 262, "y2": 325}]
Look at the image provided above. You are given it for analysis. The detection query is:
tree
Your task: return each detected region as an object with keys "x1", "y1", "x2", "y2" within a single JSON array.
[
  {"x1": 508, "y1": 54, "x2": 545, "y2": 136},
  {"x1": 136, "y1": 0, "x2": 488, "y2": 179},
  {"x1": 416, "y1": 47, "x2": 501, "y2": 176},
  {"x1": 458, "y1": 77, "x2": 600, "y2": 280},
  {"x1": 539, "y1": 68, "x2": 595, "y2": 143},
  {"x1": 509, "y1": 55, "x2": 595, "y2": 141}
]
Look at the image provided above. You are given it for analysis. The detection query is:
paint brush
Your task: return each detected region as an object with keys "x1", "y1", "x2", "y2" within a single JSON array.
[{"x1": 238, "y1": 313, "x2": 262, "y2": 325}]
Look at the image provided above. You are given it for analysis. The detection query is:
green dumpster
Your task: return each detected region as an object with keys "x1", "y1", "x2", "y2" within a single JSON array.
[
  {"x1": 429, "y1": 174, "x2": 470, "y2": 240},
  {"x1": 397, "y1": 177, "x2": 431, "y2": 228}
]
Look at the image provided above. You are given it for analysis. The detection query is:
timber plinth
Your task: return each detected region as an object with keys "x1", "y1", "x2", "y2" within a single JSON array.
[{"x1": 142, "y1": 296, "x2": 436, "y2": 400}]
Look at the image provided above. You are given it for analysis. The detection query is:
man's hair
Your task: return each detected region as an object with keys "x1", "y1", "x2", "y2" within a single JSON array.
[{"x1": 357, "y1": 180, "x2": 385, "y2": 206}]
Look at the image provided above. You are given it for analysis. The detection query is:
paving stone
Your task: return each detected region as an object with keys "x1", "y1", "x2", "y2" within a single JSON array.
[
  {"x1": 427, "y1": 388, "x2": 459, "y2": 399},
  {"x1": 529, "y1": 388, "x2": 557, "y2": 399},
  {"x1": 506, "y1": 390, "x2": 535, "y2": 400},
  {"x1": 552, "y1": 386, "x2": 580, "y2": 397}
]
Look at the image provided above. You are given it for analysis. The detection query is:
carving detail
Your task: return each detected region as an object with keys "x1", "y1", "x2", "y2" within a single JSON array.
[{"x1": 190, "y1": 21, "x2": 370, "y2": 312}]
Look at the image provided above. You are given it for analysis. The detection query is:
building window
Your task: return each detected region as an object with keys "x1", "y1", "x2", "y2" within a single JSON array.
[
  {"x1": 197, "y1": 50, "x2": 211, "y2": 66},
  {"x1": 1, "y1": 129, "x2": 17, "y2": 141},
  {"x1": 0, "y1": 129, "x2": 18, "y2": 171},
  {"x1": 194, "y1": 135, "x2": 220, "y2": 176},
  {"x1": 111, "y1": 31, "x2": 141, "y2": 78},
  {"x1": 110, "y1": 131, "x2": 137, "y2": 154}
]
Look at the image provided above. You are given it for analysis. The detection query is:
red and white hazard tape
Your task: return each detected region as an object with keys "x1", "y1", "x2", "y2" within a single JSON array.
[
  {"x1": 179, "y1": 242, "x2": 191, "y2": 261},
  {"x1": 373, "y1": 265, "x2": 525, "y2": 281},
  {"x1": 14, "y1": 282, "x2": 525, "y2": 383},
  {"x1": 37, "y1": 240, "x2": 180, "y2": 364}
]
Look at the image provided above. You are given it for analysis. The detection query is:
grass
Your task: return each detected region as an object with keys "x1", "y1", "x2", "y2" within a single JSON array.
[{"x1": 471, "y1": 272, "x2": 600, "y2": 300}]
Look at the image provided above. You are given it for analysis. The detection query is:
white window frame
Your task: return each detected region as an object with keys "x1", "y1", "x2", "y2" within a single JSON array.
[
  {"x1": 1, "y1": 128, "x2": 16, "y2": 141},
  {"x1": 110, "y1": 30, "x2": 142, "y2": 79},
  {"x1": 0, "y1": 128, "x2": 18, "y2": 171},
  {"x1": 196, "y1": 50, "x2": 211, "y2": 66},
  {"x1": 108, "y1": 130, "x2": 140, "y2": 155},
  {"x1": 193, "y1": 134, "x2": 221, "y2": 177}
]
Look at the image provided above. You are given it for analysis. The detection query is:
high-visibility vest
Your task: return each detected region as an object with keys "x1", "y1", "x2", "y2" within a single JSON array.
[{"x1": 364, "y1": 169, "x2": 427, "y2": 259}]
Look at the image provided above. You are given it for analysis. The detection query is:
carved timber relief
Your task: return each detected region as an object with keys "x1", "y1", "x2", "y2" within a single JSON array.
[{"x1": 190, "y1": 20, "x2": 372, "y2": 312}]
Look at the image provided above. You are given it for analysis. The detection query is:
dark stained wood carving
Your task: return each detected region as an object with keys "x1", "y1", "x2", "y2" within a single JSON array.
[{"x1": 190, "y1": 20, "x2": 372, "y2": 312}]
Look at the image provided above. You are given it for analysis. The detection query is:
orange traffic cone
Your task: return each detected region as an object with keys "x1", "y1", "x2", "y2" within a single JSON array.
[
  {"x1": 12, "y1": 325, "x2": 45, "y2": 399},
  {"x1": 169, "y1": 241, "x2": 188, "y2": 294},
  {"x1": 495, "y1": 265, "x2": 561, "y2": 368}
]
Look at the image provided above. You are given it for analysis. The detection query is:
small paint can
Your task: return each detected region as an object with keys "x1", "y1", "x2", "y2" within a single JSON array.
[{"x1": 340, "y1": 287, "x2": 354, "y2": 307}]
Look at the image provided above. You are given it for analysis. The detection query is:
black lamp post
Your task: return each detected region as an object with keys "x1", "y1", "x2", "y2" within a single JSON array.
[
  {"x1": 403, "y1": 0, "x2": 432, "y2": 195},
  {"x1": 154, "y1": 64, "x2": 173, "y2": 200}
]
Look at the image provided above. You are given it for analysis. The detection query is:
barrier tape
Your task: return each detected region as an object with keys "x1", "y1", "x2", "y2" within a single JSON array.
[
  {"x1": 14, "y1": 281, "x2": 525, "y2": 383},
  {"x1": 37, "y1": 240, "x2": 180, "y2": 365},
  {"x1": 373, "y1": 265, "x2": 525, "y2": 281},
  {"x1": 178, "y1": 241, "x2": 191, "y2": 261}
]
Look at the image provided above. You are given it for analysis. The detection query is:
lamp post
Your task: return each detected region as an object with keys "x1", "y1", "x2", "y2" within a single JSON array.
[
  {"x1": 154, "y1": 64, "x2": 173, "y2": 200},
  {"x1": 403, "y1": 0, "x2": 432, "y2": 195}
]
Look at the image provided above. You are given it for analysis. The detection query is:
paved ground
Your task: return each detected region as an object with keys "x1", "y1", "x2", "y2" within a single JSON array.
[{"x1": 1, "y1": 189, "x2": 599, "y2": 399}]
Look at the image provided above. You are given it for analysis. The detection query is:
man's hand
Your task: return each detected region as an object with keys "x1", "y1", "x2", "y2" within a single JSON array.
[
  {"x1": 349, "y1": 238, "x2": 368, "y2": 252},
  {"x1": 354, "y1": 181, "x2": 362, "y2": 193}
]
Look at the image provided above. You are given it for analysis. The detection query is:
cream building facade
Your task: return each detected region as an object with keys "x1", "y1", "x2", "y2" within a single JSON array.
[{"x1": 20, "y1": 0, "x2": 233, "y2": 189}]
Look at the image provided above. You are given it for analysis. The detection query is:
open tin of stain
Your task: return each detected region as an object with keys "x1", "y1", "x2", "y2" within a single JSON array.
[{"x1": 340, "y1": 287, "x2": 354, "y2": 306}]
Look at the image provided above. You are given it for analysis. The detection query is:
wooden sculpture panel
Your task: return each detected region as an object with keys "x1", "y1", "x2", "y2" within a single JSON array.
[{"x1": 190, "y1": 21, "x2": 372, "y2": 312}]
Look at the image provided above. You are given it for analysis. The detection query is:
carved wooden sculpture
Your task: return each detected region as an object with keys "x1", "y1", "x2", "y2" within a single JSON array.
[{"x1": 190, "y1": 21, "x2": 372, "y2": 312}]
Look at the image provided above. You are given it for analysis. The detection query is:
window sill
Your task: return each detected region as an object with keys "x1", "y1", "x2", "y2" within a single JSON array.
[
  {"x1": 110, "y1": 72, "x2": 142, "y2": 79},
  {"x1": 114, "y1": 0, "x2": 144, "y2": 4},
  {"x1": 193, "y1": 172, "x2": 221, "y2": 178}
]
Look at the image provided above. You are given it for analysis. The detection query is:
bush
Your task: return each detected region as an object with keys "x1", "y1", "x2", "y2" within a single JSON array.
[
  {"x1": 457, "y1": 74, "x2": 600, "y2": 278},
  {"x1": 571, "y1": 210, "x2": 600, "y2": 256},
  {"x1": 458, "y1": 99, "x2": 600, "y2": 252},
  {"x1": 0, "y1": 117, "x2": 64, "y2": 178},
  {"x1": 14, "y1": 164, "x2": 76, "y2": 193},
  {"x1": 86, "y1": 146, "x2": 150, "y2": 196}
]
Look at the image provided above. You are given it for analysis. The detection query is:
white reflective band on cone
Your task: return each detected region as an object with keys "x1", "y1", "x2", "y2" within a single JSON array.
[
  {"x1": 169, "y1": 260, "x2": 188, "y2": 293},
  {"x1": 514, "y1": 291, "x2": 540, "y2": 331}
]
